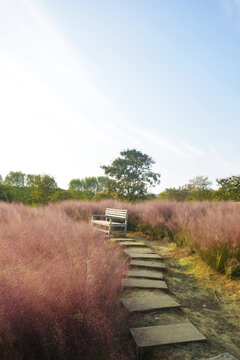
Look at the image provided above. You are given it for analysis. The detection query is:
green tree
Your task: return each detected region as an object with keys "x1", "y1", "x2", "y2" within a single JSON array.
[
  {"x1": 158, "y1": 176, "x2": 213, "y2": 201},
  {"x1": 69, "y1": 178, "x2": 84, "y2": 191},
  {"x1": 4, "y1": 171, "x2": 28, "y2": 203},
  {"x1": 0, "y1": 174, "x2": 13, "y2": 202},
  {"x1": 94, "y1": 176, "x2": 109, "y2": 193},
  {"x1": 101, "y1": 149, "x2": 160, "y2": 201},
  {"x1": 92, "y1": 178, "x2": 118, "y2": 201},
  {"x1": 51, "y1": 189, "x2": 73, "y2": 202},
  {"x1": 27, "y1": 175, "x2": 58, "y2": 205},
  {"x1": 216, "y1": 175, "x2": 240, "y2": 201},
  {"x1": 186, "y1": 176, "x2": 213, "y2": 200},
  {"x1": 69, "y1": 176, "x2": 109, "y2": 193},
  {"x1": 0, "y1": 185, "x2": 13, "y2": 202},
  {"x1": 158, "y1": 187, "x2": 190, "y2": 201},
  {"x1": 4, "y1": 171, "x2": 26, "y2": 187},
  {"x1": 189, "y1": 176, "x2": 212, "y2": 190},
  {"x1": 83, "y1": 177, "x2": 100, "y2": 193}
]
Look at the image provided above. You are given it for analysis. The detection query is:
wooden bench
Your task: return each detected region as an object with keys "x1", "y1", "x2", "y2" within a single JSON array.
[{"x1": 91, "y1": 208, "x2": 128, "y2": 237}]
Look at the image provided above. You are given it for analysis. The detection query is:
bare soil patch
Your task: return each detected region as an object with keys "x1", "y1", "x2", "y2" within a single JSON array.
[{"x1": 124, "y1": 233, "x2": 240, "y2": 360}]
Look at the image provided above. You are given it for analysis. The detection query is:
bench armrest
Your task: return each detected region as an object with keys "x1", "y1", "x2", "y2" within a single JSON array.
[{"x1": 91, "y1": 214, "x2": 105, "y2": 220}]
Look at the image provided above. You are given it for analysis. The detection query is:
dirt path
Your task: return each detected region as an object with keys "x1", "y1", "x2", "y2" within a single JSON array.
[{"x1": 122, "y1": 233, "x2": 240, "y2": 360}]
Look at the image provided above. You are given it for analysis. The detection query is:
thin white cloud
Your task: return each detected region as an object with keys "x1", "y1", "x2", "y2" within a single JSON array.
[
  {"x1": 0, "y1": 0, "x2": 115, "y2": 117},
  {"x1": 221, "y1": 0, "x2": 234, "y2": 16},
  {"x1": 131, "y1": 127, "x2": 187, "y2": 157},
  {"x1": 176, "y1": 137, "x2": 206, "y2": 157},
  {"x1": 21, "y1": 0, "x2": 111, "y2": 104},
  {"x1": 221, "y1": 0, "x2": 240, "y2": 31},
  {"x1": 128, "y1": 125, "x2": 208, "y2": 159},
  {"x1": 207, "y1": 144, "x2": 239, "y2": 174},
  {"x1": 0, "y1": 2, "x2": 125, "y2": 137}
]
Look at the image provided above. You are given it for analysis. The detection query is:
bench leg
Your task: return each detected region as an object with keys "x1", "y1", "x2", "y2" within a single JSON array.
[{"x1": 136, "y1": 347, "x2": 142, "y2": 360}]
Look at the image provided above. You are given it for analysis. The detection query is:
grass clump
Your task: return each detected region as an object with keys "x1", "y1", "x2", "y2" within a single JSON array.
[{"x1": 0, "y1": 202, "x2": 130, "y2": 360}]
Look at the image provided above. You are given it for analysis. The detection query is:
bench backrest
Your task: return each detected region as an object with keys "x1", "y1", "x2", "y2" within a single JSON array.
[{"x1": 105, "y1": 208, "x2": 128, "y2": 220}]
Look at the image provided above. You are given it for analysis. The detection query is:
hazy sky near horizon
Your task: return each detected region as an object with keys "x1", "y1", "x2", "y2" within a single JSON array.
[{"x1": 0, "y1": 0, "x2": 240, "y2": 192}]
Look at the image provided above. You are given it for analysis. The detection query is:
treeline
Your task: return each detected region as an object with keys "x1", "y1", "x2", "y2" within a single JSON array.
[
  {"x1": 1, "y1": 172, "x2": 240, "y2": 205},
  {"x1": 0, "y1": 148, "x2": 160, "y2": 205},
  {"x1": 0, "y1": 172, "x2": 112, "y2": 205},
  {"x1": 159, "y1": 175, "x2": 240, "y2": 201}
]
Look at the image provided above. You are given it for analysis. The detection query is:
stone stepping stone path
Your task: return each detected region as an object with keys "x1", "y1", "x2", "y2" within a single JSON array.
[
  {"x1": 124, "y1": 268, "x2": 164, "y2": 280},
  {"x1": 130, "y1": 322, "x2": 206, "y2": 349},
  {"x1": 124, "y1": 250, "x2": 162, "y2": 259},
  {"x1": 118, "y1": 241, "x2": 146, "y2": 247},
  {"x1": 111, "y1": 235, "x2": 208, "y2": 359},
  {"x1": 130, "y1": 260, "x2": 166, "y2": 270},
  {"x1": 202, "y1": 354, "x2": 239, "y2": 360},
  {"x1": 124, "y1": 248, "x2": 155, "y2": 255},
  {"x1": 112, "y1": 237, "x2": 136, "y2": 242},
  {"x1": 121, "y1": 294, "x2": 180, "y2": 312},
  {"x1": 122, "y1": 278, "x2": 168, "y2": 290}
]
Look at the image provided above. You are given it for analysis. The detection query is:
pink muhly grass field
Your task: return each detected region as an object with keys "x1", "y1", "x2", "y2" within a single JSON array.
[
  {"x1": 57, "y1": 199, "x2": 133, "y2": 222},
  {"x1": 0, "y1": 203, "x2": 130, "y2": 360},
  {"x1": 58, "y1": 199, "x2": 240, "y2": 275},
  {"x1": 131, "y1": 200, "x2": 240, "y2": 276}
]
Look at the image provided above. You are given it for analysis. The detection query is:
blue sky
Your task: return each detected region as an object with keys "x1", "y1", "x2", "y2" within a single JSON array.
[{"x1": 0, "y1": 0, "x2": 239, "y2": 192}]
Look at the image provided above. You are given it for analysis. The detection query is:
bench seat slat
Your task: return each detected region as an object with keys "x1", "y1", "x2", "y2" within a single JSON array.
[
  {"x1": 106, "y1": 214, "x2": 127, "y2": 218},
  {"x1": 106, "y1": 212, "x2": 127, "y2": 215},
  {"x1": 105, "y1": 210, "x2": 128, "y2": 219},
  {"x1": 106, "y1": 208, "x2": 127, "y2": 211},
  {"x1": 92, "y1": 220, "x2": 126, "y2": 227},
  {"x1": 106, "y1": 209, "x2": 128, "y2": 213}
]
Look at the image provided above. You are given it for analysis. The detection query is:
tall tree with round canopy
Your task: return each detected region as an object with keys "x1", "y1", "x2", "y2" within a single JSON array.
[{"x1": 101, "y1": 149, "x2": 160, "y2": 201}]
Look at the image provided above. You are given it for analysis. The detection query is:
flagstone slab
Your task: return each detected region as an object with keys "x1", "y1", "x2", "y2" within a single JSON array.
[
  {"x1": 124, "y1": 251, "x2": 162, "y2": 259},
  {"x1": 130, "y1": 323, "x2": 206, "y2": 349},
  {"x1": 112, "y1": 238, "x2": 135, "y2": 242},
  {"x1": 122, "y1": 278, "x2": 168, "y2": 289},
  {"x1": 124, "y1": 248, "x2": 155, "y2": 255},
  {"x1": 201, "y1": 354, "x2": 239, "y2": 360},
  {"x1": 124, "y1": 269, "x2": 164, "y2": 280},
  {"x1": 121, "y1": 294, "x2": 180, "y2": 312},
  {"x1": 130, "y1": 260, "x2": 166, "y2": 270},
  {"x1": 118, "y1": 241, "x2": 146, "y2": 247}
]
